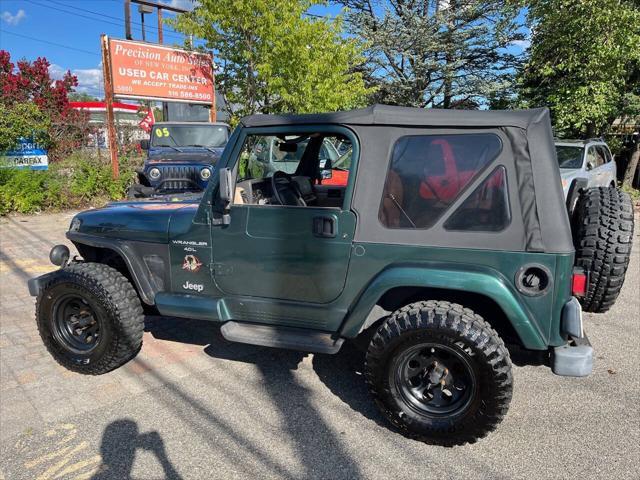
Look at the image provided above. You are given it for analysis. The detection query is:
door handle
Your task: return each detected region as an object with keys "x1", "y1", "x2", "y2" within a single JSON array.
[{"x1": 313, "y1": 216, "x2": 336, "y2": 238}]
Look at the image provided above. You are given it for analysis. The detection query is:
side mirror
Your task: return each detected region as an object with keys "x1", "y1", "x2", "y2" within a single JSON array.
[
  {"x1": 219, "y1": 167, "x2": 233, "y2": 205},
  {"x1": 320, "y1": 158, "x2": 333, "y2": 179},
  {"x1": 217, "y1": 167, "x2": 233, "y2": 226},
  {"x1": 140, "y1": 139, "x2": 149, "y2": 150},
  {"x1": 586, "y1": 161, "x2": 595, "y2": 171}
]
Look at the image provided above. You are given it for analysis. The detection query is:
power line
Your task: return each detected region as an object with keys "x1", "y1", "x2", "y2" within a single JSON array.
[
  {"x1": 25, "y1": 0, "x2": 187, "y2": 42},
  {"x1": 47, "y1": 0, "x2": 188, "y2": 37},
  {"x1": 0, "y1": 29, "x2": 101, "y2": 57}
]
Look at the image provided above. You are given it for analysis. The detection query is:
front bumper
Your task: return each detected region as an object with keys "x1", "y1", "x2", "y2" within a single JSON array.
[
  {"x1": 552, "y1": 297, "x2": 593, "y2": 377},
  {"x1": 27, "y1": 271, "x2": 56, "y2": 297}
]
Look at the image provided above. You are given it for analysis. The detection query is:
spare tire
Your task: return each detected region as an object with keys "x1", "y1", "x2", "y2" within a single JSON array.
[{"x1": 572, "y1": 187, "x2": 634, "y2": 313}]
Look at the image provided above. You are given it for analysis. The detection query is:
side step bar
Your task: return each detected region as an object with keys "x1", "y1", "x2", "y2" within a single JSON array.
[{"x1": 220, "y1": 321, "x2": 344, "y2": 354}]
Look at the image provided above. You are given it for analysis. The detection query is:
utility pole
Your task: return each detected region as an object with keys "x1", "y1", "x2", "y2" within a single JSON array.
[
  {"x1": 101, "y1": 35, "x2": 119, "y2": 179},
  {"x1": 124, "y1": 1, "x2": 190, "y2": 44}
]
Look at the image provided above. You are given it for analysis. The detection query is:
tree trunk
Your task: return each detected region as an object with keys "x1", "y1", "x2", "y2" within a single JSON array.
[{"x1": 623, "y1": 144, "x2": 639, "y2": 188}]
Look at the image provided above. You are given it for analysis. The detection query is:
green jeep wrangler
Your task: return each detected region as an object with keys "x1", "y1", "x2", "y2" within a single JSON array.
[{"x1": 28, "y1": 105, "x2": 634, "y2": 445}]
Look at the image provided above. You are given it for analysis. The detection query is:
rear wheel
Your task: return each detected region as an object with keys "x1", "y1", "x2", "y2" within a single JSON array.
[
  {"x1": 365, "y1": 300, "x2": 513, "y2": 446},
  {"x1": 572, "y1": 187, "x2": 634, "y2": 313},
  {"x1": 36, "y1": 263, "x2": 144, "y2": 374}
]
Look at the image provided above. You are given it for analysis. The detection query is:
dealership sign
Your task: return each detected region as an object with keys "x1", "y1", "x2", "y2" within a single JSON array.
[
  {"x1": 1, "y1": 139, "x2": 48, "y2": 170},
  {"x1": 107, "y1": 38, "x2": 214, "y2": 104}
]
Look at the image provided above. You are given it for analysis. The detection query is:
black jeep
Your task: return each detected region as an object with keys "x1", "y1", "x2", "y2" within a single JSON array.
[{"x1": 130, "y1": 121, "x2": 231, "y2": 197}]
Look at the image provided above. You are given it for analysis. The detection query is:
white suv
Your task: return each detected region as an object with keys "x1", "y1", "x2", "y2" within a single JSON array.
[{"x1": 555, "y1": 139, "x2": 617, "y2": 201}]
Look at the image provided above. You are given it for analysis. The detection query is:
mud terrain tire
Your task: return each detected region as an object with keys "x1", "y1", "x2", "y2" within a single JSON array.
[
  {"x1": 573, "y1": 187, "x2": 634, "y2": 313},
  {"x1": 365, "y1": 300, "x2": 513, "y2": 446},
  {"x1": 36, "y1": 263, "x2": 144, "y2": 374}
]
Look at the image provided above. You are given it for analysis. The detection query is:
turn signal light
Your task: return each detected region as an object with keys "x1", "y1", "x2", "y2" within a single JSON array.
[{"x1": 572, "y1": 269, "x2": 587, "y2": 297}]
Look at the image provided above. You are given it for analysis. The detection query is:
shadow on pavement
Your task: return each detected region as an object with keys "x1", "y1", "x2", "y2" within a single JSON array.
[
  {"x1": 144, "y1": 315, "x2": 369, "y2": 477},
  {"x1": 92, "y1": 419, "x2": 183, "y2": 480}
]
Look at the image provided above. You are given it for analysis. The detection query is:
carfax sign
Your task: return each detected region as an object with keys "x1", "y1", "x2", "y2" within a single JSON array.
[{"x1": 1, "y1": 139, "x2": 48, "y2": 170}]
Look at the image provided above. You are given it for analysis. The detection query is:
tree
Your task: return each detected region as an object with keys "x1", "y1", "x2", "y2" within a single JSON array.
[
  {"x1": 68, "y1": 92, "x2": 100, "y2": 102},
  {"x1": 336, "y1": 0, "x2": 524, "y2": 108},
  {"x1": 0, "y1": 50, "x2": 89, "y2": 159},
  {"x1": 519, "y1": 0, "x2": 640, "y2": 137},
  {"x1": 0, "y1": 102, "x2": 50, "y2": 153},
  {"x1": 170, "y1": 0, "x2": 371, "y2": 122}
]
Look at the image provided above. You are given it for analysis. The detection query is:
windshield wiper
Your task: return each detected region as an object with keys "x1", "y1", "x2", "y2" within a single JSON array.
[{"x1": 187, "y1": 144, "x2": 217, "y2": 153}]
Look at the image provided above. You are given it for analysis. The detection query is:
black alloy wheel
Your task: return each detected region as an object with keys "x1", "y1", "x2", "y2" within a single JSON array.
[
  {"x1": 393, "y1": 343, "x2": 476, "y2": 416},
  {"x1": 51, "y1": 294, "x2": 101, "y2": 354}
]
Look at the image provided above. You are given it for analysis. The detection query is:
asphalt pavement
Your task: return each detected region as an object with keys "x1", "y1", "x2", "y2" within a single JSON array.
[{"x1": 0, "y1": 212, "x2": 638, "y2": 480}]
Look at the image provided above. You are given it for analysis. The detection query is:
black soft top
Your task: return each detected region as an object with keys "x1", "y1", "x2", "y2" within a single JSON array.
[
  {"x1": 239, "y1": 105, "x2": 573, "y2": 254},
  {"x1": 241, "y1": 104, "x2": 546, "y2": 129}
]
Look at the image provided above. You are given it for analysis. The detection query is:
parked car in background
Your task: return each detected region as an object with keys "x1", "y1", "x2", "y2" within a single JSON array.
[
  {"x1": 129, "y1": 122, "x2": 231, "y2": 198},
  {"x1": 555, "y1": 139, "x2": 617, "y2": 211}
]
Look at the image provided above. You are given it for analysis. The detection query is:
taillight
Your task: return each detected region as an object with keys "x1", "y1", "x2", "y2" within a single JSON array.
[{"x1": 572, "y1": 268, "x2": 587, "y2": 297}]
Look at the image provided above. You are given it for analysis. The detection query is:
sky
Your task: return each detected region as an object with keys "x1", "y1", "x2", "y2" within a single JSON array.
[
  {"x1": 0, "y1": 1, "x2": 526, "y2": 99},
  {"x1": 0, "y1": 0, "x2": 343, "y2": 98}
]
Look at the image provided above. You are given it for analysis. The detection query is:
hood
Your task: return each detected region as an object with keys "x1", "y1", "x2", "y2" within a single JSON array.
[
  {"x1": 68, "y1": 198, "x2": 199, "y2": 243},
  {"x1": 559, "y1": 169, "x2": 584, "y2": 196},
  {"x1": 559, "y1": 169, "x2": 579, "y2": 179},
  {"x1": 147, "y1": 146, "x2": 224, "y2": 164}
]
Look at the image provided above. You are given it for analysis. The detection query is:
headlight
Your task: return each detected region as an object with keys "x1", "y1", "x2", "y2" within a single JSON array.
[
  {"x1": 148, "y1": 167, "x2": 161, "y2": 180},
  {"x1": 69, "y1": 217, "x2": 81, "y2": 232},
  {"x1": 200, "y1": 167, "x2": 212, "y2": 180}
]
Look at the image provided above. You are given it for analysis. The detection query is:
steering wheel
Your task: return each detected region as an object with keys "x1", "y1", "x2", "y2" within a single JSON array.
[{"x1": 271, "y1": 171, "x2": 306, "y2": 206}]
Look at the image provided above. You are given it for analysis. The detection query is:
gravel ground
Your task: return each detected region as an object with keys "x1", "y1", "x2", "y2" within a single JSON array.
[{"x1": 0, "y1": 212, "x2": 638, "y2": 480}]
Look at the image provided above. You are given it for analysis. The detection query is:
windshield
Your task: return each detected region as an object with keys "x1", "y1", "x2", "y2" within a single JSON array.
[
  {"x1": 555, "y1": 145, "x2": 584, "y2": 169},
  {"x1": 151, "y1": 125, "x2": 229, "y2": 148}
]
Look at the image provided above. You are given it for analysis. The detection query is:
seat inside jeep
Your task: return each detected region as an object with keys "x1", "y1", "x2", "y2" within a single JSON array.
[
  {"x1": 379, "y1": 133, "x2": 508, "y2": 230},
  {"x1": 233, "y1": 132, "x2": 352, "y2": 209}
]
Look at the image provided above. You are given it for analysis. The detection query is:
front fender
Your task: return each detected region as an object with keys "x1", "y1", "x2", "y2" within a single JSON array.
[
  {"x1": 339, "y1": 265, "x2": 547, "y2": 350},
  {"x1": 67, "y1": 232, "x2": 169, "y2": 305}
]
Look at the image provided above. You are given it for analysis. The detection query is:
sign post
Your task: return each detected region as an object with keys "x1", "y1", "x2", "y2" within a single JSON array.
[{"x1": 101, "y1": 34, "x2": 120, "y2": 179}]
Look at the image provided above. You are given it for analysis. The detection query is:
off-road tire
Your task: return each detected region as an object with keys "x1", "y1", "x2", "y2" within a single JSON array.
[
  {"x1": 36, "y1": 263, "x2": 144, "y2": 374},
  {"x1": 572, "y1": 187, "x2": 634, "y2": 313},
  {"x1": 365, "y1": 300, "x2": 513, "y2": 446}
]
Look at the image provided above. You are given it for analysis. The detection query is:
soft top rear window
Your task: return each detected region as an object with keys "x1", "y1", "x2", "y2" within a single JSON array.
[{"x1": 379, "y1": 133, "x2": 502, "y2": 229}]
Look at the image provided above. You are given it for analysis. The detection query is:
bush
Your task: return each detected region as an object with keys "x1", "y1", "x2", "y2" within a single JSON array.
[{"x1": 0, "y1": 153, "x2": 140, "y2": 215}]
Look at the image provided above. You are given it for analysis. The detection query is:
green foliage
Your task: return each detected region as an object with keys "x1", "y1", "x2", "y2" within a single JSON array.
[
  {"x1": 0, "y1": 102, "x2": 50, "y2": 153},
  {"x1": 0, "y1": 153, "x2": 139, "y2": 215},
  {"x1": 520, "y1": 0, "x2": 640, "y2": 137},
  {"x1": 67, "y1": 92, "x2": 100, "y2": 102},
  {"x1": 338, "y1": 0, "x2": 524, "y2": 108},
  {"x1": 621, "y1": 183, "x2": 640, "y2": 202},
  {"x1": 170, "y1": 0, "x2": 371, "y2": 123}
]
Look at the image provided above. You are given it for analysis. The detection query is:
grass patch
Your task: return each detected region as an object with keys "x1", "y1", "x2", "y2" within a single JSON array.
[{"x1": 0, "y1": 153, "x2": 141, "y2": 215}]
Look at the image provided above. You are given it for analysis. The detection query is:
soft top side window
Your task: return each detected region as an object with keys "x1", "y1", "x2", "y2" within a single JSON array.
[{"x1": 378, "y1": 133, "x2": 502, "y2": 229}]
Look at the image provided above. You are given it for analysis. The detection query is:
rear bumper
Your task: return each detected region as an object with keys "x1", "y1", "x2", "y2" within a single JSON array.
[{"x1": 552, "y1": 297, "x2": 593, "y2": 377}]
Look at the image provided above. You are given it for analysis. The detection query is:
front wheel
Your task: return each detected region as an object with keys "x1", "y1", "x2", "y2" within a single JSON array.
[
  {"x1": 365, "y1": 300, "x2": 513, "y2": 446},
  {"x1": 36, "y1": 263, "x2": 144, "y2": 374}
]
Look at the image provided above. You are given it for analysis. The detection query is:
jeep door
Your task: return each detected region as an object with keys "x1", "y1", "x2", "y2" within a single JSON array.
[{"x1": 211, "y1": 127, "x2": 357, "y2": 305}]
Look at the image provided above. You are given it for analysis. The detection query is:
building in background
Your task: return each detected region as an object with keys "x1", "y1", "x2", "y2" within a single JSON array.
[{"x1": 70, "y1": 101, "x2": 146, "y2": 148}]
